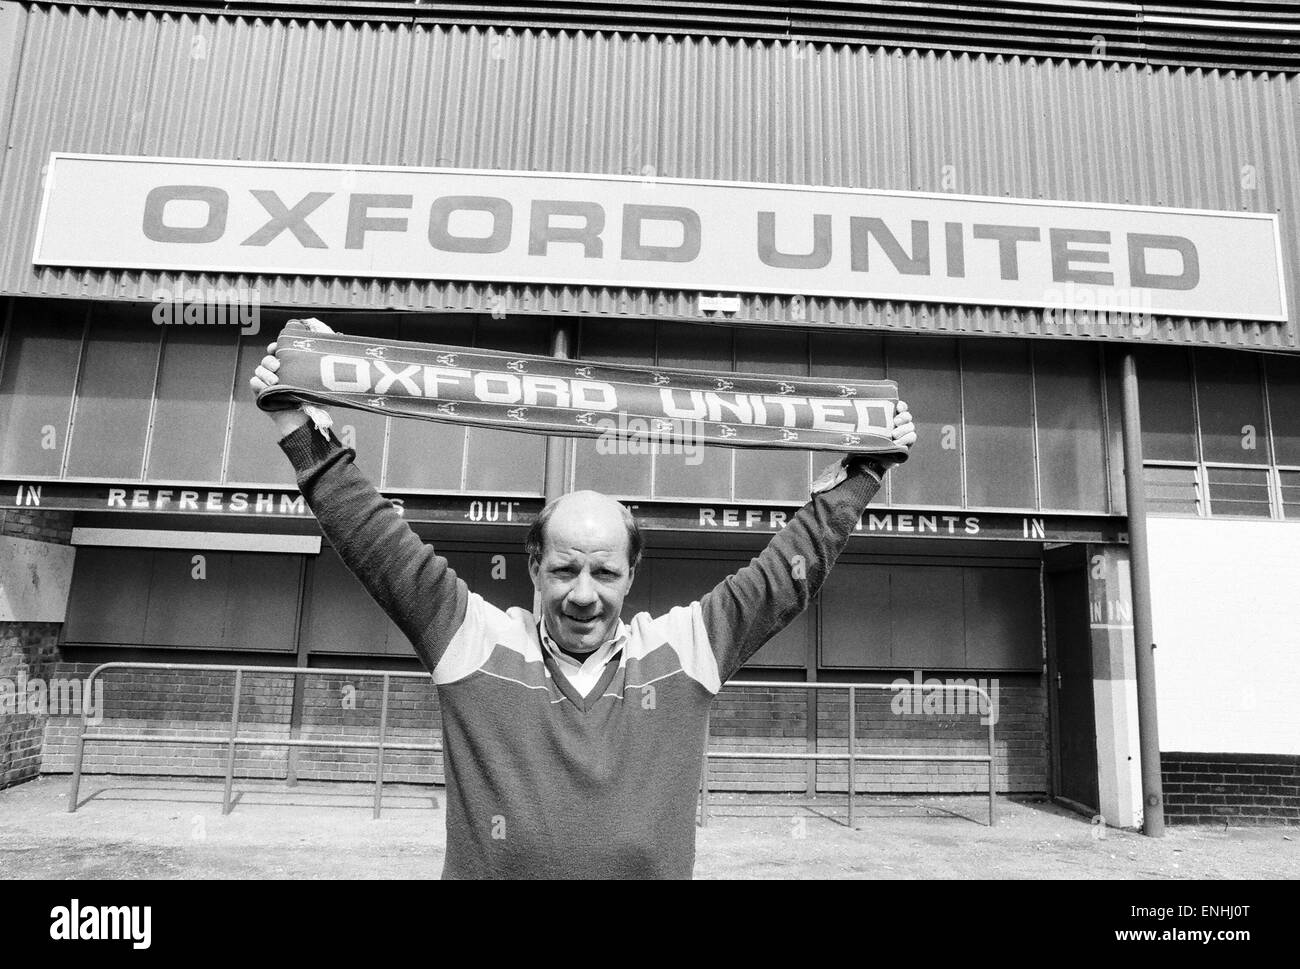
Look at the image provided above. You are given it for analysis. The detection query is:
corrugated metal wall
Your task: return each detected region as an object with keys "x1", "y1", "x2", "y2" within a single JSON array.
[
  {"x1": 47, "y1": 0, "x2": 1300, "y2": 72},
  {"x1": 0, "y1": 5, "x2": 1295, "y2": 350}
]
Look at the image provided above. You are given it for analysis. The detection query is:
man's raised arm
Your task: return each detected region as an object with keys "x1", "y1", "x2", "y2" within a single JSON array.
[
  {"x1": 252, "y1": 331, "x2": 469, "y2": 672},
  {"x1": 699, "y1": 407, "x2": 916, "y2": 684}
]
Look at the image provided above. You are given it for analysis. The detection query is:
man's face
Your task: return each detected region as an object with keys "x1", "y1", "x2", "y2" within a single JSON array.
[{"x1": 529, "y1": 492, "x2": 636, "y2": 654}]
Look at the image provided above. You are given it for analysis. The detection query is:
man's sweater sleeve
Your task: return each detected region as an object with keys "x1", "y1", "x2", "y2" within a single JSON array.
[
  {"x1": 278, "y1": 422, "x2": 469, "y2": 672},
  {"x1": 700, "y1": 469, "x2": 880, "y2": 684}
]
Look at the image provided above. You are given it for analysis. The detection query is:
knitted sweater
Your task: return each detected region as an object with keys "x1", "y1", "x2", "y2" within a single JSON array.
[{"x1": 279, "y1": 423, "x2": 880, "y2": 879}]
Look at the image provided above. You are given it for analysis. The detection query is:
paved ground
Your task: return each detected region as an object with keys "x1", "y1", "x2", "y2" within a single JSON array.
[{"x1": 0, "y1": 774, "x2": 1296, "y2": 879}]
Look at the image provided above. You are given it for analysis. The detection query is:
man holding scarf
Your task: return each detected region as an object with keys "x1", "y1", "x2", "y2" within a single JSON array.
[{"x1": 251, "y1": 320, "x2": 916, "y2": 879}]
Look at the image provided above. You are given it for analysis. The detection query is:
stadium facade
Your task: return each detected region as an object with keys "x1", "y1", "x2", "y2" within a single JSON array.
[{"x1": 1, "y1": 1, "x2": 1297, "y2": 829}]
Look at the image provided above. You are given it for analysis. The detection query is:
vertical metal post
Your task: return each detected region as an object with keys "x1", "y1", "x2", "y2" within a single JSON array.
[
  {"x1": 67, "y1": 672, "x2": 92, "y2": 814},
  {"x1": 1120, "y1": 351, "x2": 1166, "y2": 837},
  {"x1": 806, "y1": 613, "x2": 820, "y2": 796},
  {"x1": 699, "y1": 711, "x2": 711, "y2": 828},
  {"x1": 846, "y1": 686, "x2": 855, "y2": 829},
  {"x1": 285, "y1": 558, "x2": 313, "y2": 787},
  {"x1": 543, "y1": 320, "x2": 576, "y2": 501},
  {"x1": 373, "y1": 674, "x2": 390, "y2": 820},
  {"x1": 222, "y1": 669, "x2": 243, "y2": 816},
  {"x1": 987, "y1": 691, "x2": 997, "y2": 826},
  {"x1": 700, "y1": 756, "x2": 712, "y2": 827}
]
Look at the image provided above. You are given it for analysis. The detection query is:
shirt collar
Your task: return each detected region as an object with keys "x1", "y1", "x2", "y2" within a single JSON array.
[{"x1": 537, "y1": 618, "x2": 628, "y2": 669}]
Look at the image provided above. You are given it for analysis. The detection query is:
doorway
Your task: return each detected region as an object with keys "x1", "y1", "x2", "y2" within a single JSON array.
[{"x1": 1045, "y1": 546, "x2": 1100, "y2": 814}]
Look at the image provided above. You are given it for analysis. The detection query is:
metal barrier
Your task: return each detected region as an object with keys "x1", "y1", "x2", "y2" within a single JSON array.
[
  {"x1": 699, "y1": 680, "x2": 997, "y2": 827},
  {"x1": 67, "y1": 662, "x2": 442, "y2": 818},
  {"x1": 68, "y1": 664, "x2": 995, "y2": 828}
]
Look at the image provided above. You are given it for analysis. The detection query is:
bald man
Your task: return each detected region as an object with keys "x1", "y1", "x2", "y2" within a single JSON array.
[{"x1": 253, "y1": 324, "x2": 915, "y2": 880}]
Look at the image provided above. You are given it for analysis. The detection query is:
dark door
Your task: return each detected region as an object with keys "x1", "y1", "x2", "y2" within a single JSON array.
[{"x1": 1045, "y1": 550, "x2": 1099, "y2": 813}]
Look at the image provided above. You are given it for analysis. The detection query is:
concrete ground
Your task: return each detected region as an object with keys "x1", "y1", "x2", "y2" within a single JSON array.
[{"x1": 0, "y1": 774, "x2": 1295, "y2": 879}]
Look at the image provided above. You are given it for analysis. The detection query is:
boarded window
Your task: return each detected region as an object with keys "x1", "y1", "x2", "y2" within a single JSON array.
[
  {"x1": 304, "y1": 547, "x2": 406, "y2": 656},
  {"x1": 819, "y1": 563, "x2": 892, "y2": 666},
  {"x1": 820, "y1": 561, "x2": 1040, "y2": 670},
  {"x1": 1268, "y1": 355, "x2": 1300, "y2": 467},
  {"x1": 63, "y1": 546, "x2": 298, "y2": 651},
  {"x1": 146, "y1": 326, "x2": 240, "y2": 483},
  {"x1": 0, "y1": 301, "x2": 85, "y2": 476},
  {"x1": 885, "y1": 335, "x2": 963, "y2": 508},
  {"x1": 1034, "y1": 343, "x2": 1107, "y2": 512},
  {"x1": 889, "y1": 565, "x2": 966, "y2": 667},
  {"x1": 142, "y1": 549, "x2": 235, "y2": 648},
  {"x1": 1196, "y1": 349, "x2": 1268, "y2": 465},
  {"x1": 961, "y1": 340, "x2": 1035, "y2": 509},
  {"x1": 62, "y1": 546, "x2": 153, "y2": 644},
  {"x1": 963, "y1": 567, "x2": 1041, "y2": 669},
  {"x1": 1132, "y1": 347, "x2": 1197, "y2": 462},
  {"x1": 64, "y1": 304, "x2": 159, "y2": 480},
  {"x1": 222, "y1": 553, "x2": 303, "y2": 651}
]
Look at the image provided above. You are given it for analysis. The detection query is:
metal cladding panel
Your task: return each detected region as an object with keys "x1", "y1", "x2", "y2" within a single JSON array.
[
  {"x1": 40, "y1": 1, "x2": 1300, "y2": 72},
  {"x1": 0, "y1": 6, "x2": 1295, "y2": 351}
]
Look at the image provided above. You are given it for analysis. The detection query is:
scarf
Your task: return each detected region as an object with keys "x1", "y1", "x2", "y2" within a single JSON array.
[{"x1": 257, "y1": 319, "x2": 905, "y2": 457}]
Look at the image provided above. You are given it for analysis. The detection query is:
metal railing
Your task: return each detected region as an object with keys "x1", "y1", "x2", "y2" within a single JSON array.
[
  {"x1": 68, "y1": 664, "x2": 996, "y2": 828},
  {"x1": 67, "y1": 662, "x2": 442, "y2": 818},
  {"x1": 699, "y1": 680, "x2": 997, "y2": 827}
]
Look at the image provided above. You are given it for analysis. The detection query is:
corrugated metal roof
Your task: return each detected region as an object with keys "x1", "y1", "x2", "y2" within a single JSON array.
[
  {"x1": 41, "y1": 1, "x2": 1300, "y2": 72},
  {"x1": 0, "y1": 6, "x2": 1295, "y2": 351}
]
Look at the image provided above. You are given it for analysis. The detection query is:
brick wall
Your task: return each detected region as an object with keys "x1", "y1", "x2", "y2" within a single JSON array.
[
  {"x1": 1162, "y1": 752, "x2": 1300, "y2": 825},
  {"x1": 0, "y1": 508, "x2": 75, "y2": 545},
  {"x1": 40, "y1": 659, "x2": 1048, "y2": 794},
  {"x1": 701, "y1": 674, "x2": 1046, "y2": 796},
  {"x1": 812, "y1": 675, "x2": 1046, "y2": 794},
  {"x1": 0, "y1": 508, "x2": 74, "y2": 789},
  {"x1": 41, "y1": 664, "x2": 447, "y2": 785},
  {"x1": 707, "y1": 686, "x2": 809, "y2": 791}
]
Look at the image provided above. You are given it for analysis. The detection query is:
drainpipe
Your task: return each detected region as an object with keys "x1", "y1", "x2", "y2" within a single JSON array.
[{"x1": 1119, "y1": 350, "x2": 1165, "y2": 837}]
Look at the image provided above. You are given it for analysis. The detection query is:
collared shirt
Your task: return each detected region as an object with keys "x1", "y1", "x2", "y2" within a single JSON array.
[{"x1": 537, "y1": 618, "x2": 629, "y2": 698}]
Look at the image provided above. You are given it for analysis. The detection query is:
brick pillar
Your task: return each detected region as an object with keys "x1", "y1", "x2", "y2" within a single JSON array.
[{"x1": 0, "y1": 508, "x2": 75, "y2": 789}]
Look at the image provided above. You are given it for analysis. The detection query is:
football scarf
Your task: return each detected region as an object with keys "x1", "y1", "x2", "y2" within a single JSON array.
[{"x1": 257, "y1": 320, "x2": 906, "y2": 458}]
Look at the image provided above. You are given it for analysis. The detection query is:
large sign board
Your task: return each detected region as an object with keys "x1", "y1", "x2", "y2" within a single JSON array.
[{"x1": 32, "y1": 153, "x2": 1288, "y2": 323}]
